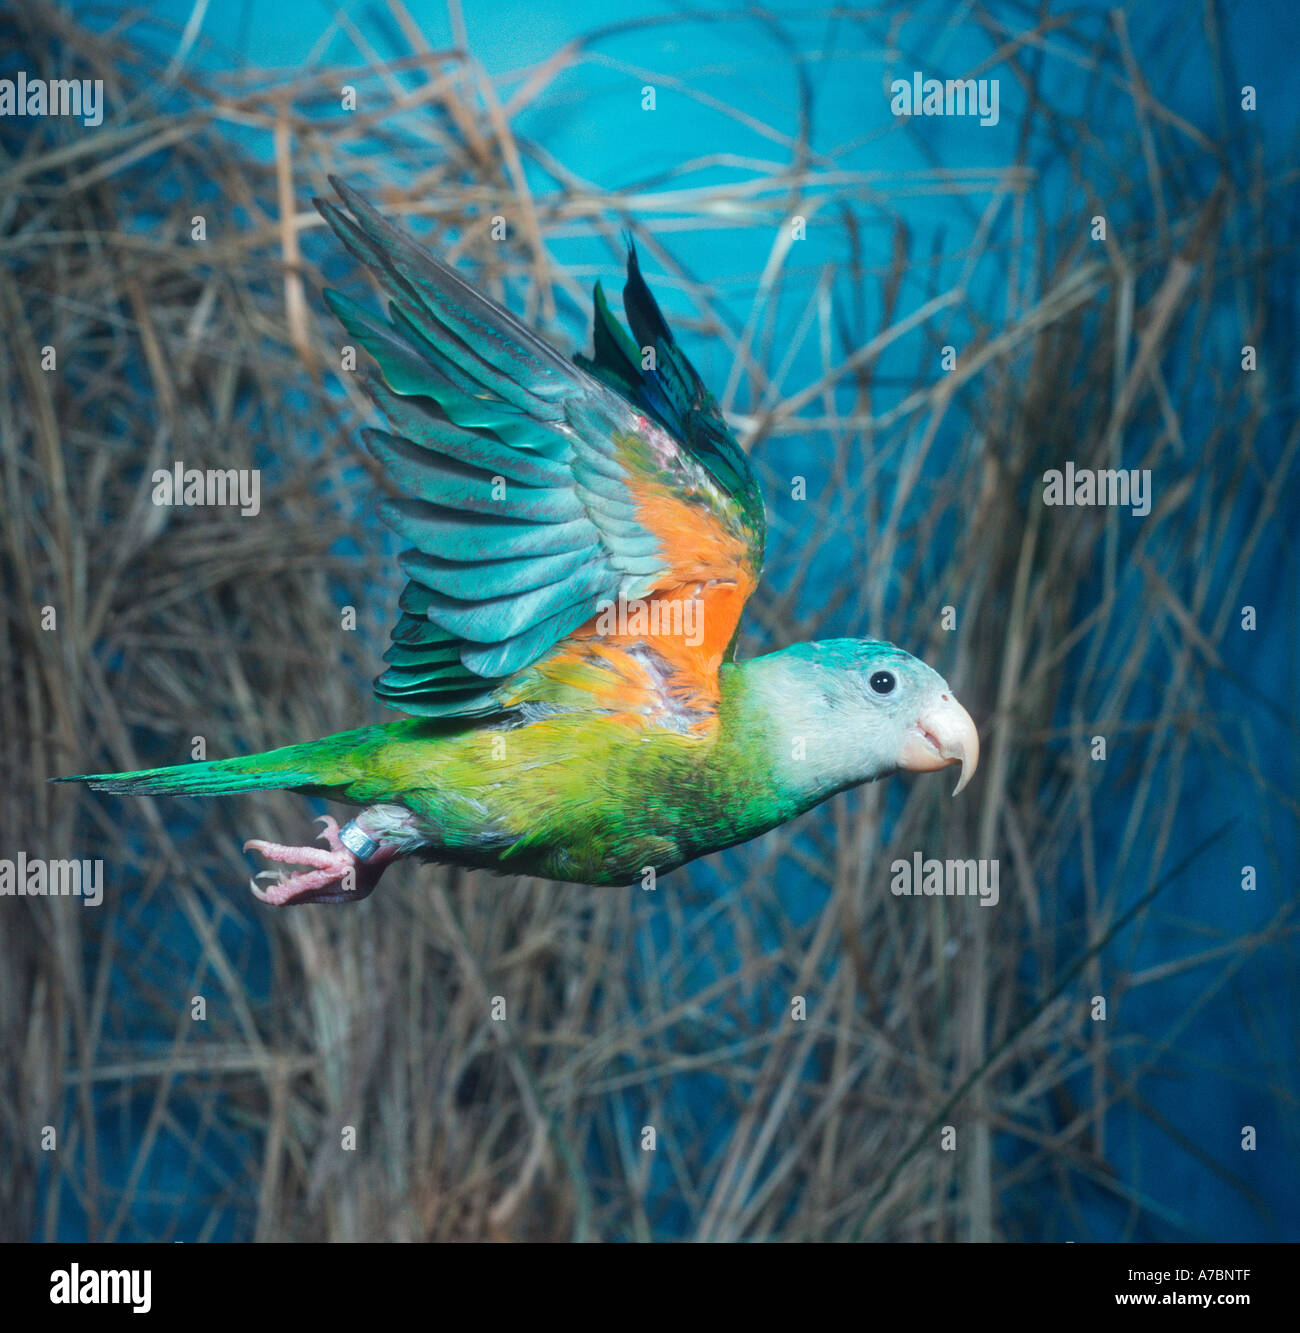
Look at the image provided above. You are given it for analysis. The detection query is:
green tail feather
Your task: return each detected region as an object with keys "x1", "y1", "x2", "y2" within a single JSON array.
[{"x1": 54, "y1": 736, "x2": 362, "y2": 797}]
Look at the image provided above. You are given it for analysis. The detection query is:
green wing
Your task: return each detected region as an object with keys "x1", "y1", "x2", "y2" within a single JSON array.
[
  {"x1": 316, "y1": 178, "x2": 765, "y2": 718},
  {"x1": 575, "y1": 240, "x2": 764, "y2": 540}
]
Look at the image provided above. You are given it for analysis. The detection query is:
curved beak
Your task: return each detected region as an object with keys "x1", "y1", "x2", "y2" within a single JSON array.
[{"x1": 898, "y1": 693, "x2": 980, "y2": 796}]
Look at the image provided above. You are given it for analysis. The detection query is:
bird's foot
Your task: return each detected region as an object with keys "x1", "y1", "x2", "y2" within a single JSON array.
[{"x1": 244, "y1": 815, "x2": 394, "y2": 906}]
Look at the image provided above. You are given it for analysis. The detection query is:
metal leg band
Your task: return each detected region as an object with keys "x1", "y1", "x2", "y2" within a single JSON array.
[{"x1": 338, "y1": 820, "x2": 379, "y2": 861}]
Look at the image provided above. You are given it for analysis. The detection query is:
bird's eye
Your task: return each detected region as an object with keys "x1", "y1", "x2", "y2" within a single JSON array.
[{"x1": 869, "y1": 671, "x2": 896, "y2": 695}]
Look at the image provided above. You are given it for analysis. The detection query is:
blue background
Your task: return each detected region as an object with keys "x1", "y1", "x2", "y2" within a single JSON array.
[{"x1": 33, "y1": 0, "x2": 1299, "y2": 1241}]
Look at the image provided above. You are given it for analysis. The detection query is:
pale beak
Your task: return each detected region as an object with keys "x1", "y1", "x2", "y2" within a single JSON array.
[{"x1": 898, "y1": 693, "x2": 980, "y2": 796}]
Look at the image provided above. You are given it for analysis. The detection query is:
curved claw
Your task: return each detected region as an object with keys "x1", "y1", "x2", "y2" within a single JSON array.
[
  {"x1": 250, "y1": 874, "x2": 277, "y2": 904},
  {"x1": 242, "y1": 819, "x2": 397, "y2": 907},
  {"x1": 313, "y1": 814, "x2": 344, "y2": 851}
]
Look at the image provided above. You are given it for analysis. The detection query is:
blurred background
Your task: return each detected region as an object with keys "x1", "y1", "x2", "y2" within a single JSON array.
[{"x1": 1, "y1": 0, "x2": 1296, "y2": 1241}]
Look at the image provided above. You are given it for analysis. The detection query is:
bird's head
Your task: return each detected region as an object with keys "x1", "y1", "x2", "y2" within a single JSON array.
[{"x1": 770, "y1": 640, "x2": 980, "y2": 797}]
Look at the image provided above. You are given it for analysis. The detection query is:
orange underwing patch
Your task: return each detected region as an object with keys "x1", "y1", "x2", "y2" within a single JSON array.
[{"x1": 500, "y1": 459, "x2": 760, "y2": 732}]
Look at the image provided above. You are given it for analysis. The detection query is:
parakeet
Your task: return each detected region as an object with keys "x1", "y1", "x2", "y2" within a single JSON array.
[{"x1": 58, "y1": 178, "x2": 978, "y2": 905}]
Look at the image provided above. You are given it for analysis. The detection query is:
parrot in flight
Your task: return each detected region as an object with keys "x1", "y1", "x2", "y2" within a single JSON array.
[{"x1": 59, "y1": 178, "x2": 978, "y2": 905}]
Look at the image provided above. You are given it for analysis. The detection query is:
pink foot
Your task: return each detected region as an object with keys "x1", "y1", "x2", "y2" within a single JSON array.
[
  {"x1": 313, "y1": 814, "x2": 347, "y2": 853},
  {"x1": 244, "y1": 815, "x2": 393, "y2": 906}
]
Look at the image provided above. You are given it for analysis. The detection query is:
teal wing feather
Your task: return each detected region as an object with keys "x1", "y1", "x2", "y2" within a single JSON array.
[
  {"x1": 575, "y1": 241, "x2": 766, "y2": 549},
  {"x1": 315, "y1": 178, "x2": 765, "y2": 718}
]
